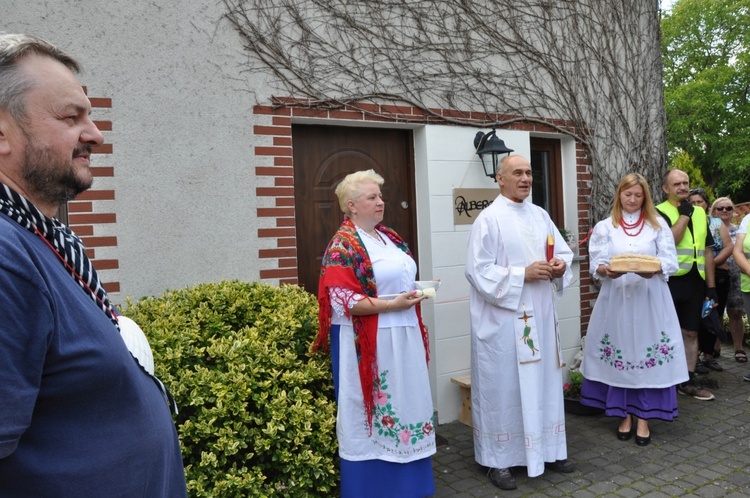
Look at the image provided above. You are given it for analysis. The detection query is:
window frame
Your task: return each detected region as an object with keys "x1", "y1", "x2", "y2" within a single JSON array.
[{"x1": 529, "y1": 137, "x2": 564, "y2": 228}]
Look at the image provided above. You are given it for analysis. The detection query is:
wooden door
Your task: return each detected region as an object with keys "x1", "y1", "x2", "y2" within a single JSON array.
[{"x1": 292, "y1": 124, "x2": 417, "y2": 294}]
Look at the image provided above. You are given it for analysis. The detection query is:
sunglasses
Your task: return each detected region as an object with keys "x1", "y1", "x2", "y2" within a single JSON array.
[{"x1": 715, "y1": 206, "x2": 734, "y2": 212}]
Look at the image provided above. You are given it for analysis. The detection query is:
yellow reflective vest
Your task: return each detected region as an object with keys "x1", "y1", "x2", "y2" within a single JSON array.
[
  {"x1": 742, "y1": 230, "x2": 750, "y2": 292},
  {"x1": 656, "y1": 201, "x2": 707, "y2": 279}
]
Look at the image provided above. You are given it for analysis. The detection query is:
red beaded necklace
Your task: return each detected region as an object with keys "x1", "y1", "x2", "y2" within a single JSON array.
[{"x1": 620, "y1": 210, "x2": 645, "y2": 237}]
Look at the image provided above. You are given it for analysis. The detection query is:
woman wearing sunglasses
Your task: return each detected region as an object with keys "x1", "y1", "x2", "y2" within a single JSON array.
[
  {"x1": 688, "y1": 189, "x2": 733, "y2": 372},
  {"x1": 710, "y1": 198, "x2": 747, "y2": 363}
]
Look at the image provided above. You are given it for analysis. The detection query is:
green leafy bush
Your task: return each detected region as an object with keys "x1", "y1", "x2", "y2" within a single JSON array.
[
  {"x1": 563, "y1": 370, "x2": 583, "y2": 399},
  {"x1": 123, "y1": 281, "x2": 337, "y2": 497}
]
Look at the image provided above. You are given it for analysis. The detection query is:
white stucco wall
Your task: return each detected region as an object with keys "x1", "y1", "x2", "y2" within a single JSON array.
[
  {"x1": 4, "y1": 1, "x2": 270, "y2": 300},
  {"x1": 412, "y1": 125, "x2": 582, "y2": 424}
]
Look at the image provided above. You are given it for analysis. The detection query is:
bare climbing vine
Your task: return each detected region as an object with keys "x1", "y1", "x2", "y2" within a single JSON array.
[{"x1": 222, "y1": 0, "x2": 667, "y2": 222}]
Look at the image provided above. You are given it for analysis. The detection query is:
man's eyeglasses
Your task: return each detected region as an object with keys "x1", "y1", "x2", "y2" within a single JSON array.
[{"x1": 715, "y1": 206, "x2": 734, "y2": 212}]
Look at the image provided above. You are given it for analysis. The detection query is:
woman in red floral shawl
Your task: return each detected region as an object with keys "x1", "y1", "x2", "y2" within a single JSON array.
[{"x1": 314, "y1": 170, "x2": 436, "y2": 498}]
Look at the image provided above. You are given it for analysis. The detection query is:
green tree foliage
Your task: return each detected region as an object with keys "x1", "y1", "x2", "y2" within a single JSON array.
[
  {"x1": 671, "y1": 151, "x2": 715, "y2": 200},
  {"x1": 123, "y1": 281, "x2": 337, "y2": 497},
  {"x1": 661, "y1": 0, "x2": 750, "y2": 202}
]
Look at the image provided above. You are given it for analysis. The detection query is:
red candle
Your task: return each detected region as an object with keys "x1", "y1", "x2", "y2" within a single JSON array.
[{"x1": 546, "y1": 235, "x2": 554, "y2": 261}]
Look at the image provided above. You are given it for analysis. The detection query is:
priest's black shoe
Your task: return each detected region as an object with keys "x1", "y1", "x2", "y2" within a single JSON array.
[
  {"x1": 488, "y1": 467, "x2": 517, "y2": 490},
  {"x1": 546, "y1": 459, "x2": 576, "y2": 473}
]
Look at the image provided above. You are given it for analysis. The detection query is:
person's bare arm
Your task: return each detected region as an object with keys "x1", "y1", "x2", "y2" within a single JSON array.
[
  {"x1": 350, "y1": 290, "x2": 427, "y2": 315},
  {"x1": 734, "y1": 233, "x2": 750, "y2": 276},
  {"x1": 713, "y1": 223, "x2": 733, "y2": 266},
  {"x1": 670, "y1": 214, "x2": 690, "y2": 244}
]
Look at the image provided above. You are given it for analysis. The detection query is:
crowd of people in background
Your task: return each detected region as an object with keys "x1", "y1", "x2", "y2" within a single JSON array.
[{"x1": 674, "y1": 181, "x2": 750, "y2": 384}]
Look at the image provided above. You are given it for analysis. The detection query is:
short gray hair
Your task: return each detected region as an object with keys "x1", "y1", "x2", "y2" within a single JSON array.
[
  {"x1": 0, "y1": 33, "x2": 80, "y2": 120},
  {"x1": 334, "y1": 169, "x2": 385, "y2": 215}
]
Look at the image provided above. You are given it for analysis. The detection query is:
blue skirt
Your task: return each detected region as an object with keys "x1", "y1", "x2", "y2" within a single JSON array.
[
  {"x1": 340, "y1": 457, "x2": 435, "y2": 498},
  {"x1": 580, "y1": 378, "x2": 679, "y2": 421},
  {"x1": 330, "y1": 325, "x2": 436, "y2": 498}
]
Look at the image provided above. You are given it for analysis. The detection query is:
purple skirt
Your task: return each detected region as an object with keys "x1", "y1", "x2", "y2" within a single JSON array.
[{"x1": 580, "y1": 378, "x2": 679, "y2": 421}]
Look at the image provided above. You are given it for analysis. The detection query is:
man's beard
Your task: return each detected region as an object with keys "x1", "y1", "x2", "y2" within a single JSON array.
[{"x1": 22, "y1": 142, "x2": 93, "y2": 208}]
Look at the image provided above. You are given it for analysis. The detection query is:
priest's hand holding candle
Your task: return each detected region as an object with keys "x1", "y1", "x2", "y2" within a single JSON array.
[{"x1": 548, "y1": 233, "x2": 567, "y2": 278}]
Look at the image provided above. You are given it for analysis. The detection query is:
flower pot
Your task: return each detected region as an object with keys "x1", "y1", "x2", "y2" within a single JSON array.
[{"x1": 564, "y1": 397, "x2": 603, "y2": 416}]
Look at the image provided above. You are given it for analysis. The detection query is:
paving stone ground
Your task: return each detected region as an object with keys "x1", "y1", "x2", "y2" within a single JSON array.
[{"x1": 432, "y1": 344, "x2": 750, "y2": 497}]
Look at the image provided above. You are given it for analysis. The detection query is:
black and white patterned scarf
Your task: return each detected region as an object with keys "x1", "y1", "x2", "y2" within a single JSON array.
[
  {"x1": 0, "y1": 181, "x2": 177, "y2": 413},
  {"x1": 0, "y1": 182, "x2": 119, "y2": 329}
]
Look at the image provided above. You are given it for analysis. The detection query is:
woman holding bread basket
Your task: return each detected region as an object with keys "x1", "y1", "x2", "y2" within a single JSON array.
[{"x1": 580, "y1": 173, "x2": 689, "y2": 447}]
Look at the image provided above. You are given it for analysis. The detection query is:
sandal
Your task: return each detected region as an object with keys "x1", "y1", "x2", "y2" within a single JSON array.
[{"x1": 735, "y1": 350, "x2": 748, "y2": 363}]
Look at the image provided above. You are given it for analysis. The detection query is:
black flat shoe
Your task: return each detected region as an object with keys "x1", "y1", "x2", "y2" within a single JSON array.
[
  {"x1": 617, "y1": 415, "x2": 633, "y2": 441},
  {"x1": 546, "y1": 459, "x2": 576, "y2": 473},
  {"x1": 635, "y1": 433, "x2": 651, "y2": 447}
]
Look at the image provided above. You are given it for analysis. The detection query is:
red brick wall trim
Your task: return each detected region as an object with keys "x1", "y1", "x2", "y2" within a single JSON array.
[
  {"x1": 76, "y1": 189, "x2": 115, "y2": 201},
  {"x1": 69, "y1": 213, "x2": 117, "y2": 225},
  {"x1": 92, "y1": 259, "x2": 120, "y2": 270},
  {"x1": 88, "y1": 97, "x2": 112, "y2": 108},
  {"x1": 253, "y1": 100, "x2": 592, "y2": 334},
  {"x1": 105, "y1": 282, "x2": 120, "y2": 293},
  {"x1": 74, "y1": 226, "x2": 94, "y2": 237},
  {"x1": 68, "y1": 93, "x2": 119, "y2": 296},
  {"x1": 68, "y1": 201, "x2": 93, "y2": 213},
  {"x1": 81, "y1": 236, "x2": 118, "y2": 248},
  {"x1": 90, "y1": 167, "x2": 114, "y2": 177},
  {"x1": 259, "y1": 268, "x2": 297, "y2": 279},
  {"x1": 574, "y1": 142, "x2": 594, "y2": 334},
  {"x1": 92, "y1": 144, "x2": 112, "y2": 154}
]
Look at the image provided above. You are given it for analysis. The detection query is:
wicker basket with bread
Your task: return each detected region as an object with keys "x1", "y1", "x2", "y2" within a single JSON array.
[{"x1": 609, "y1": 253, "x2": 662, "y2": 273}]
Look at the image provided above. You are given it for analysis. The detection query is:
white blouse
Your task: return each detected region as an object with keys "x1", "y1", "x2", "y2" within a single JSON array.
[
  {"x1": 329, "y1": 227, "x2": 418, "y2": 328},
  {"x1": 588, "y1": 211, "x2": 678, "y2": 281}
]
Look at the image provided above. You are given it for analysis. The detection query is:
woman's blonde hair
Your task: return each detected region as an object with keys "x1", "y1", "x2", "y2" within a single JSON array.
[
  {"x1": 611, "y1": 173, "x2": 661, "y2": 230},
  {"x1": 334, "y1": 169, "x2": 384, "y2": 215},
  {"x1": 710, "y1": 196, "x2": 734, "y2": 217}
]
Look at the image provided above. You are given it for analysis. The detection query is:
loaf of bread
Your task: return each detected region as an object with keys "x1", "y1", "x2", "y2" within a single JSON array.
[{"x1": 609, "y1": 254, "x2": 662, "y2": 273}]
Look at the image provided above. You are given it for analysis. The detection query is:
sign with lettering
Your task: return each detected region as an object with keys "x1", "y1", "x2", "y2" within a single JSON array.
[{"x1": 453, "y1": 188, "x2": 499, "y2": 225}]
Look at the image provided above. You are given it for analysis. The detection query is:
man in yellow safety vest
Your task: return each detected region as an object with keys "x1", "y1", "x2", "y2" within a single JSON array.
[{"x1": 656, "y1": 169, "x2": 717, "y2": 401}]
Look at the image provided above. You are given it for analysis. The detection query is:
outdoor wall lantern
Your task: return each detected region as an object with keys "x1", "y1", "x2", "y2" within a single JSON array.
[{"x1": 473, "y1": 128, "x2": 514, "y2": 181}]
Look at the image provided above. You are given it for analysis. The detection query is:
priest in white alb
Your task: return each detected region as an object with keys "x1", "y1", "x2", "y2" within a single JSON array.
[{"x1": 465, "y1": 154, "x2": 575, "y2": 491}]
